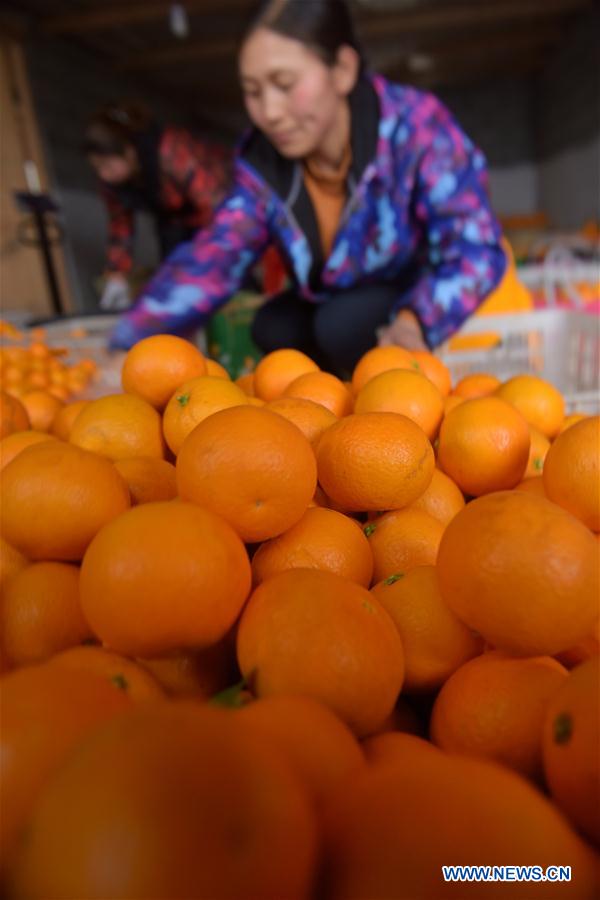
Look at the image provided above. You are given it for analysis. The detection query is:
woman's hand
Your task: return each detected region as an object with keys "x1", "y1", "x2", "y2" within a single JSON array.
[
  {"x1": 377, "y1": 309, "x2": 428, "y2": 351},
  {"x1": 100, "y1": 274, "x2": 132, "y2": 311}
]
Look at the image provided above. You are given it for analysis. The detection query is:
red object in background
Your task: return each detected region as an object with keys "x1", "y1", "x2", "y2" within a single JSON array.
[{"x1": 261, "y1": 245, "x2": 288, "y2": 296}]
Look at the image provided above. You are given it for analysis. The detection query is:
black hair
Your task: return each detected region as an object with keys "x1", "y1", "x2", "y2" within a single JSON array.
[
  {"x1": 242, "y1": 0, "x2": 365, "y2": 69},
  {"x1": 82, "y1": 102, "x2": 155, "y2": 157}
]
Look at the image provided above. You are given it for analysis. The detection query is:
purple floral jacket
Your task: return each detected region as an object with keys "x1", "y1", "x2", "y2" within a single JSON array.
[{"x1": 110, "y1": 74, "x2": 506, "y2": 350}]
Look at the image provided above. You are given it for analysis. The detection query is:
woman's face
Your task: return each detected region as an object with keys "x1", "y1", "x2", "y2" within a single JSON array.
[
  {"x1": 88, "y1": 147, "x2": 137, "y2": 185},
  {"x1": 239, "y1": 27, "x2": 357, "y2": 159}
]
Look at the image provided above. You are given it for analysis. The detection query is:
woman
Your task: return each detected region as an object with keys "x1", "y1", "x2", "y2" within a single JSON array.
[
  {"x1": 84, "y1": 103, "x2": 230, "y2": 310},
  {"x1": 110, "y1": 0, "x2": 507, "y2": 374}
]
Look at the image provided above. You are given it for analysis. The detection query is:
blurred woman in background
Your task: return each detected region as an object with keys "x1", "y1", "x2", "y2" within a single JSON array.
[
  {"x1": 110, "y1": 0, "x2": 509, "y2": 374},
  {"x1": 84, "y1": 103, "x2": 230, "y2": 310}
]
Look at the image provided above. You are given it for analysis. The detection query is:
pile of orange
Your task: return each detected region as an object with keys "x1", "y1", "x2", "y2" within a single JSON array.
[
  {"x1": 1, "y1": 332, "x2": 598, "y2": 898},
  {"x1": 0, "y1": 328, "x2": 97, "y2": 406}
]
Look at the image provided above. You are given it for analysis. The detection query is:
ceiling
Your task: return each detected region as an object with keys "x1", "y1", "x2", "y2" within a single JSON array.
[{"x1": 2, "y1": 0, "x2": 593, "y2": 132}]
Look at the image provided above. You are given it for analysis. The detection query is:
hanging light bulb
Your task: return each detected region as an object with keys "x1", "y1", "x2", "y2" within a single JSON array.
[{"x1": 169, "y1": 3, "x2": 190, "y2": 39}]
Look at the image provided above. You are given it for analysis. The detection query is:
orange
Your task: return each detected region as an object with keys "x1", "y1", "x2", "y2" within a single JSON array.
[
  {"x1": 20, "y1": 390, "x2": 63, "y2": 432},
  {"x1": 27, "y1": 340, "x2": 49, "y2": 360},
  {"x1": 204, "y1": 358, "x2": 230, "y2": 379},
  {"x1": 525, "y1": 426, "x2": 550, "y2": 477},
  {"x1": 8, "y1": 703, "x2": 318, "y2": 900},
  {"x1": 49, "y1": 646, "x2": 165, "y2": 703},
  {"x1": 50, "y1": 399, "x2": 88, "y2": 440},
  {"x1": 437, "y1": 397, "x2": 530, "y2": 495},
  {"x1": 2, "y1": 562, "x2": 93, "y2": 668},
  {"x1": 542, "y1": 657, "x2": 600, "y2": 846},
  {"x1": 543, "y1": 416, "x2": 600, "y2": 531},
  {"x1": 0, "y1": 663, "x2": 131, "y2": 869},
  {"x1": 251, "y1": 506, "x2": 373, "y2": 588},
  {"x1": 0, "y1": 430, "x2": 56, "y2": 471},
  {"x1": 162, "y1": 375, "x2": 248, "y2": 455},
  {"x1": 0, "y1": 391, "x2": 30, "y2": 437},
  {"x1": 371, "y1": 566, "x2": 483, "y2": 692},
  {"x1": 235, "y1": 372, "x2": 255, "y2": 395},
  {"x1": 283, "y1": 370, "x2": 353, "y2": 417},
  {"x1": 407, "y1": 467, "x2": 464, "y2": 526},
  {"x1": 362, "y1": 732, "x2": 441, "y2": 768},
  {"x1": 48, "y1": 386, "x2": 71, "y2": 403},
  {"x1": 253, "y1": 348, "x2": 319, "y2": 402},
  {"x1": 176, "y1": 406, "x2": 317, "y2": 542},
  {"x1": 1, "y1": 441, "x2": 130, "y2": 561},
  {"x1": 452, "y1": 372, "x2": 500, "y2": 398},
  {"x1": 2, "y1": 368, "x2": 25, "y2": 394},
  {"x1": 70, "y1": 393, "x2": 165, "y2": 461},
  {"x1": 559, "y1": 412, "x2": 587, "y2": 434},
  {"x1": 316, "y1": 413, "x2": 434, "y2": 512},
  {"x1": 354, "y1": 369, "x2": 444, "y2": 440},
  {"x1": 237, "y1": 568, "x2": 404, "y2": 737},
  {"x1": 514, "y1": 475, "x2": 546, "y2": 496},
  {"x1": 114, "y1": 457, "x2": 177, "y2": 505},
  {"x1": 237, "y1": 695, "x2": 365, "y2": 805},
  {"x1": 139, "y1": 639, "x2": 237, "y2": 700},
  {"x1": 496, "y1": 373, "x2": 565, "y2": 438},
  {"x1": 351, "y1": 345, "x2": 416, "y2": 394},
  {"x1": 437, "y1": 491, "x2": 600, "y2": 656},
  {"x1": 80, "y1": 501, "x2": 251, "y2": 658},
  {"x1": 322, "y1": 749, "x2": 599, "y2": 900},
  {"x1": 371, "y1": 698, "x2": 425, "y2": 739},
  {"x1": 443, "y1": 393, "x2": 464, "y2": 417},
  {"x1": 365, "y1": 508, "x2": 444, "y2": 582},
  {"x1": 0, "y1": 537, "x2": 28, "y2": 592},
  {"x1": 121, "y1": 334, "x2": 207, "y2": 409},
  {"x1": 267, "y1": 396, "x2": 338, "y2": 448},
  {"x1": 555, "y1": 627, "x2": 600, "y2": 670},
  {"x1": 430, "y1": 651, "x2": 568, "y2": 781},
  {"x1": 25, "y1": 370, "x2": 50, "y2": 391},
  {"x1": 411, "y1": 350, "x2": 452, "y2": 396}
]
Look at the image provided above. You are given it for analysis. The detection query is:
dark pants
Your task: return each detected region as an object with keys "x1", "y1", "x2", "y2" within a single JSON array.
[{"x1": 251, "y1": 284, "x2": 400, "y2": 377}]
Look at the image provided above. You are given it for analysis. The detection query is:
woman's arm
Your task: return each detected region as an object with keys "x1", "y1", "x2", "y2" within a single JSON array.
[
  {"x1": 389, "y1": 94, "x2": 507, "y2": 349},
  {"x1": 110, "y1": 167, "x2": 271, "y2": 349}
]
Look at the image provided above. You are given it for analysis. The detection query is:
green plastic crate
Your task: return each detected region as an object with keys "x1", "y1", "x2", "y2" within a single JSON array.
[{"x1": 206, "y1": 291, "x2": 265, "y2": 379}]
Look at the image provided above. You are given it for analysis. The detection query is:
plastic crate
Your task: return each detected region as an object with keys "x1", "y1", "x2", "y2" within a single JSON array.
[
  {"x1": 206, "y1": 291, "x2": 264, "y2": 378},
  {"x1": 438, "y1": 310, "x2": 600, "y2": 414},
  {"x1": 1, "y1": 314, "x2": 208, "y2": 400}
]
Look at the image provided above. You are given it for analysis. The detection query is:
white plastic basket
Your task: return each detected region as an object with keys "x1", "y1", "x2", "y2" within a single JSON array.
[
  {"x1": 1, "y1": 315, "x2": 207, "y2": 400},
  {"x1": 438, "y1": 310, "x2": 600, "y2": 414}
]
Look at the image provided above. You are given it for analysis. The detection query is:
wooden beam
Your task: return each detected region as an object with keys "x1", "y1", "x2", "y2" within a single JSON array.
[
  {"x1": 378, "y1": 22, "x2": 561, "y2": 77},
  {"x1": 42, "y1": 0, "x2": 252, "y2": 35},
  {"x1": 112, "y1": 0, "x2": 590, "y2": 72},
  {"x1": 121, "y1": 13, "x2": 563, "y2": 75},
  {"x1": 405, "y1": 51, "x2": 547, "y2": 90},
  {"x1": 357, "y1": 0, "x2": 591, "y2": 41},
  {"x1": 116, "y1": 36, "x2": 238, "y2": 71},
  {"x1": 0, "y1": 39, "x2": 73, "y2": 314}
]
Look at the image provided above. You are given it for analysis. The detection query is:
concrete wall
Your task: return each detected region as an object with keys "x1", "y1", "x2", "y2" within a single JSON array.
[
  {"x1": 538, "y1": 135, "x2": 600, "y2": 230},
  {"x1": 534, "y1": 5, "x2": 600, "y2": 227},
  {"x1": 440, "y1": 78, "x2": 539, "y2": 217}
]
